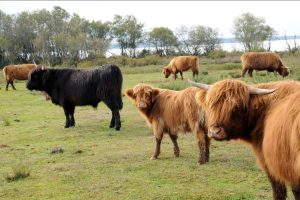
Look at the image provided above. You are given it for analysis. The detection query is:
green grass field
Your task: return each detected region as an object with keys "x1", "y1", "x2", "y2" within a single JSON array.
[{"x1": 1, "y1": 55, "x2": 300, "y2": 199}]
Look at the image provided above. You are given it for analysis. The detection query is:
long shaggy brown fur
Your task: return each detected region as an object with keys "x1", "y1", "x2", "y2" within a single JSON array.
[
  {"x1": 126, "y1": 83, "x2": 210, "y2": 164},
  {"x1": 241, "y1": 52, "x2": 289, "y2": 77},
  {"x1": 3, "y1": 64, "x2": 36, "y2": 90},
  {"x1": 195, "y1": 79, "x2": 300, "y2": 199},
  {"x1": 162, "y1": 56, "x2": 199, "y2": 80}
]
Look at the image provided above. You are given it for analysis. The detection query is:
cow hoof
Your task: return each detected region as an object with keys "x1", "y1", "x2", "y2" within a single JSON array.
[
  {"x1": 150, "y1": 156, "x2": 157, "y2": 160},
  {"x1": 197, "y1": 160, "x2": 206, "y2": 165},
  {"x1": 109, "y1": 124, "x2": 115, "y2": 128},
  {"x1": 115, "y1": 126, "x2": 120, "y2": 131}
]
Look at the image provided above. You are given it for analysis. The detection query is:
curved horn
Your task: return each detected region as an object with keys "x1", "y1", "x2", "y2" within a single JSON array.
[
  {"x1": 33, "y1": 59, "x2": 37, "y2": 67},
  {"x1": 248, "y1": 86, "x2": 276, "y2": 95},
  {"x1": 187, "y1": 79, "x2": 210, "y2": 90}
]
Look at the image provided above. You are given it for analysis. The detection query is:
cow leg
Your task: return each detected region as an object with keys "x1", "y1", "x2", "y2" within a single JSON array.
[
  {"x1": 267, "y1": 174, "x2": 287, "y2": 200},
  {"x1": 292, "y1": 187, "x2": 300, "y2": 200},
  {"x1": 241, "y1": 69, "x2": 247, "y2": 77},
  {"x1": 5, "y1": 81, "x2": 9, "y2": 91},
  {"x1": 151, "y1": 121, "x2": 163, "y2": 160},
  {"x1": 10, "y1": 81, "x2": 16, "y2": 90},
  {"x1": 248, "y1": 69, "x2": 254, "y2": 77},
  {"x1": 179, "y1": 71, "x2": 183, "y2": 80},
  {"x1": 69, "y1": 105, "x2": 75, "y2": 127},
  {"x1": 169, "y1": 134, "x2": 180, "y2": 157},
  {"x1": 109, "y1": 110, "x2": 115, "y2": 128},
  {"x1": 63, "y1": 105, "x2": 73, "y2": 128},
  {"x1": 113, "y1": 109, "x2": 121, "y2": 131},
  {"x1": 173, "y1": 72, "x2": 177, "y2": 80},
  {"x1": 196, "y1": 129, "x2": 210, "y2": 165},
  {"x1": 104, "y1": 98, "x2": 121, "y2": 131},
  {"x1": 151, "y1": 137, "x2": 163, "y2": 160}
]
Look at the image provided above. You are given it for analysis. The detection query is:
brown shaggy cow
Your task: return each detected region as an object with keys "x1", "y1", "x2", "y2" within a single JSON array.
[
  {"x1": 126, "y1": 84, "x2": 210, "y2": 164},
  {"x1": 163, "y1": 56, "x2": 199, "y2": 80},
  {"x1": 3, "y1": 64, "x2": 37, "y2": 90},
  {"x1": 189, "y1": 79, "x2": 300, "y2": 199},
  {"x1": 241, "y1": 52, "x2": 289, "y2": 77}
]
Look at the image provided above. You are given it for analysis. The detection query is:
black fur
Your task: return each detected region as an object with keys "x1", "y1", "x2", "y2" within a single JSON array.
[{"x1": 26, "y1": 64, "x2": 123, "y2": 130}]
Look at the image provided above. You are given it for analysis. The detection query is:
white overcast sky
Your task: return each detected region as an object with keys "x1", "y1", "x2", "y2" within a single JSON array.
[{"x1": 1, "y1": 1, "x2": 300, "y2": 38}]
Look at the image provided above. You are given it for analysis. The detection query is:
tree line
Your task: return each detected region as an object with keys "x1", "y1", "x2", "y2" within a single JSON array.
[{"x1": 0, "y1": 6, "x2": 292, "y2": 67}]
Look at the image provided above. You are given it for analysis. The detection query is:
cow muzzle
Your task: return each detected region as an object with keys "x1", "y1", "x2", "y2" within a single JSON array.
[
  {"x1": 138, "y1": 102, "x2": 147, "y2": 108},
  {"x1": 208, "y1": 126, "x2": 227, "y2": 140}
]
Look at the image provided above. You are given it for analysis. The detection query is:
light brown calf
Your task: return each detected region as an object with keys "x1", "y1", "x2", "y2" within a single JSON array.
[
  {"x1": 126, "y1": 84, "x2": 210, "y2": 164},
  {"x1": 163, "y1": 56, "x2": 199, "y2": 80}
]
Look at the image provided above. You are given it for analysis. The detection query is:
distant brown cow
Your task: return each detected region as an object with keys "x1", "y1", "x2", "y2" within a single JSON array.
[
  {"x1": 3, "y1": 64, "x2": 37, "y2": 90},
  {"x1": 241, "y1": 52, "x2": 289, "y2": 77},
  {"x1": 189, "y1": 79, "x2": 300, "y2": 199},
  {"x1": 163, "y1": 56, "x2": 199, "y2": 80},
  {"x1": 126, "y1": 84, "x2": 210, "y2": 164}
]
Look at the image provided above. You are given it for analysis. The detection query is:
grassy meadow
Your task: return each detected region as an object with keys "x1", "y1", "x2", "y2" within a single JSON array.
[{"x1": 1, "y1": 54, "x2": 300, "y2": 199}]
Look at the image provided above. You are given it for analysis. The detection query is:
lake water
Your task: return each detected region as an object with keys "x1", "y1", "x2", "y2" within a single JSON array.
[{"x1": 106, "y1": 38, "x2": 300, "y2": 57}]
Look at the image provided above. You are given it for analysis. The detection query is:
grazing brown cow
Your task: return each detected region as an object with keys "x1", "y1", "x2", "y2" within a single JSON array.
[
  {"x1": 3, "y1": 64, "x2": 37, "y2": 90},
  {"x1": 241, "y1": 52, "x2": 289, "y2": 77},
  {"x1": 126, "y1": 84, "x2": 210, "y2": 164},
  {"x1": 163, "y1": 56, "x2": 199, "y2": 80},
  {"x1": 189, "y1": 79, "x2": 300, "y2": 200}
]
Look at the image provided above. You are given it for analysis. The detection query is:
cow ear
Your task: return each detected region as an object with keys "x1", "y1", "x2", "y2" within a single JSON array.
[
  {"x1": 152, "y1": 89, "x2": 160, "y2": 102},
  {"x1": 125, "y1": 88, "x2": 135, "y2": 99}
]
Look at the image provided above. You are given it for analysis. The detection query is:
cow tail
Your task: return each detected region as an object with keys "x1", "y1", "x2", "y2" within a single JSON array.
[
  {"x1": 3, "y1": 67, "x2": 7, "y2": 81},
  {"x1": 195, "y1": 56, "x2": 199, "y2": 74},
  {"x1": 112, "y1": 65, "x2": 123, "y2": 110},
  {"x1": 117, "y1": 73, "x2": 123, "y2": 110},
  {"x1": 117, "y1": 93, "x2": 123, "y2": 110}
]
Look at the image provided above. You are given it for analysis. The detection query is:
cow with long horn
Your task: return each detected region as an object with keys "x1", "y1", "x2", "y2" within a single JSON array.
[{"x1": 189, "y1": 78, "x2": 300, "y2": 200}]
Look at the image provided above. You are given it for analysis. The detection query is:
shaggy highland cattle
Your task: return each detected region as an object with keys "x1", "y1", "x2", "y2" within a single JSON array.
[
  {"x1": 162, "y1": 56, "x2": 199, "y2": 80},
  {"x1": 126, "y1": 84, "x2": 210, "y2": 164},
  {"x1": 241, "y1": 52, "x2": 289, "y2": 77},
  {"x1": 3, "y1": 64, "x2": 37, "y2": 90},
  {"x1": 26, "y1": 64, "x2": 123, "y2": 130},
  {"x1": 189, "y1": 79, "x2": 300, "y2": 199}
]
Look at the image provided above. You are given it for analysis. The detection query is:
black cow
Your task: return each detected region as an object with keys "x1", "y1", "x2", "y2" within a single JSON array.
[{"x1": 26, "y1": 64, "x2": 123, "y2": 130}]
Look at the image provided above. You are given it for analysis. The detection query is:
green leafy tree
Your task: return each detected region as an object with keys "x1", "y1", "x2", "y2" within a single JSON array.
[
  {"x1": 31, "y1": 9, "x2": 52, "y2": 64},
  {"x1": 14, "y1": 11, "x2": 36, "y2": 63},
  {"x1": 86, "y1": 20, "x2": 111, "y2": 58},
  {"x1": 176, "y1": 25, "x2": 220, "y2": 55},
  {"x1": 112, "y1": 15, "x2": 143, "y2": 57},
  {"x1": 189, "y1": 25, "x2": 221, "y2": 55},
  {"x1": 148, "y1": 27, "x2": 178, "y2": 56},
  {"x1": 175, "y1": 26, "x2": 192, "y2": 55},
  {"x1": 67, "y1": 14, "x2": 88, "y2": 67},
  {"x1": 233, "y1": 12, "x2": 275, "y2": 51},
  {"x1": 49, "y1": 6, "x2": 70, "y2": 65},
  {"x1": 0, "y1": 10, "x2": 14, "y2": 65}
]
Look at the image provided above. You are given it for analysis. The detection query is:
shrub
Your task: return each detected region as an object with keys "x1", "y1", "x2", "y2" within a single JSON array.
[
  {"x1": 1, "y1": 116, "x2": 10, "y2": 126},
  {"x1": 207, "y1": 50, "x2": 227, "y2": 59},
  {"x1": 158, "y1": 81, "x2": 188, "y2": 91},
  {"x1": 5, "y1": 166, "x2": 30, "y2": 182}
]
